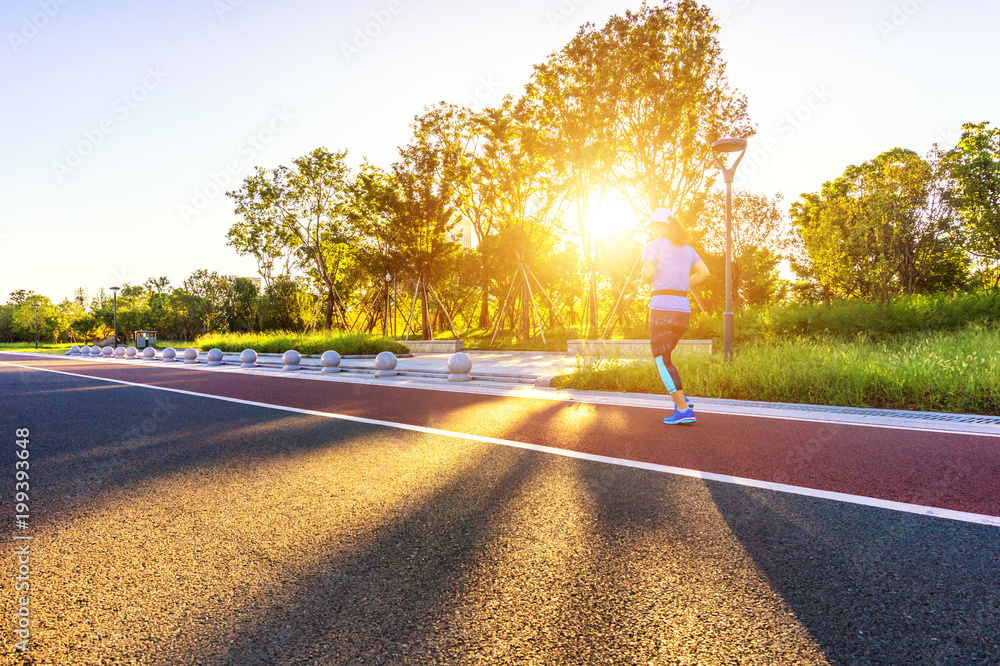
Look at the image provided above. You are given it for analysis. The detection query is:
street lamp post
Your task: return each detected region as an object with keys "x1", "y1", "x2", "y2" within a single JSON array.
[
  {"x1": 711, "y1": 137, "x2": 748, "y2": 363},
  {"x1": 33, "y1": 303, "x2": 39, "y2": 349},
  {"x1": 110, "y1": 286, "x2": 120, "y2": 348}
]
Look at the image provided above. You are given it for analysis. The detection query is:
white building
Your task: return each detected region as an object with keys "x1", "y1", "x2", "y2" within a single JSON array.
[{"x1": 451, "y1": 216, "x2": 476, "y2": 250}]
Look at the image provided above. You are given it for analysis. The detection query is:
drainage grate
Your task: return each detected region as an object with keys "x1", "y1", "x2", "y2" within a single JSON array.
[{"x1": 716, "y1": 400, "x2": 1000, "y2": 425}]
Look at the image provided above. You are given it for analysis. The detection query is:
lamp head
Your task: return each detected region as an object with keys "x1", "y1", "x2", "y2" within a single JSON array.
[
  {"x1": 711, "y1": 137, "x2": 748, "y2": 183},
  {"x1": 712, "y1": 137, "x2": 747, "y2": 153}
]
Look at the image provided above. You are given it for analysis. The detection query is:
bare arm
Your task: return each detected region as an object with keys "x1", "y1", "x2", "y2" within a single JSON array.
[
  {"x1": 641, "y1": 260, "x2": 656, "y2": 285},
  {"x1": 688, "y1": 260, "x2": 710, "y2": 288}
]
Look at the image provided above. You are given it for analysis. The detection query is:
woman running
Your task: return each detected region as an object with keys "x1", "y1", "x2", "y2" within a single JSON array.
[{"x1": 641, "y1": 208, "x2": 710, "y2": 425}]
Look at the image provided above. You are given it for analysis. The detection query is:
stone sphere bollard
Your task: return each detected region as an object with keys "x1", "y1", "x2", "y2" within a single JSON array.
[
  {"x1": 142, "y1": 346, "x2": 157, "y2": 360},
  {"x1": 374, "y1": 351, "x2": 397, "y2": 378},
  {"x1": 183, "y1": 348, "x2": 199, "y2": 364},
  {"x1": 239, "y1": 349, "x2": 257, "y2": 368},
  {"x1": 113, "y1": 346, "x2": 126, "y2": 359},
  {"x1": 207, "y1": 348, "x2": 224, "y2": 367},
  {"x1": 162, "y1": 347, "x2": 177, "y2": 362},
  {"x1": 282, "y1": 349, "x2": 301, "y2": 371},
  {"x1": 90, "y1": 345, "x2": 102, "y2": 357},
  {"x1": 447, "y1": 352, "x2": 473, "y2": 382},
  {"x1": 125, "y1": 346, "x2": 138, "y2": 359},
  {"x1": 81, "y1": 345, "x2": 91, "y2": 355},
  {"x1": 70, "y1": 345, "x2": 81, "y2": 355},
  {"x1": 102, "y1": 346, "x2": 114, "y2": 357},
  {"x1": 320, "y1": 350, "x2": 341, "y2": 373}
]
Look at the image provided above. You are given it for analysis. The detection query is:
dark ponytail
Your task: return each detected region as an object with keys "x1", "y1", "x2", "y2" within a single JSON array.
[{"x1": 664, "y1": 219, "x2": 688, "y2": 246}]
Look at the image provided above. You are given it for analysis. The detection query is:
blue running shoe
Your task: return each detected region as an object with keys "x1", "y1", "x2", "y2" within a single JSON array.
[{"x1": 663, "y1": 407, "x2": 697, "y2": 425}]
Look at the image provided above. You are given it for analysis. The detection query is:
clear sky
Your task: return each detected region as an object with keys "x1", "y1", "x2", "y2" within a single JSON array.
[{"x1": 2, "y1": 0, "x2": 997, "y2": 302}]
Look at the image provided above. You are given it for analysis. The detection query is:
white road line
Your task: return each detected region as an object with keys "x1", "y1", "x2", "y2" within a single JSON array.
[{"x1": 4, "y1": 360, "x2": 1000, "y2": 528}]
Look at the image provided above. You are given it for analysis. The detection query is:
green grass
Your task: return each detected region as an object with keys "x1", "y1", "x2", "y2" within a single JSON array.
[
  {"x1": 553, "y1": 323, "x2": 1000, "y2": 415},
  {"x1": 1, "y1": 341, "x2": 191, "y2": 354},
  {"x1": 0, "y1": 342, "x2": 75, "y2": 354},
  {"x1": 193, "y1": 330, "x2": 409, "y2": 356}
]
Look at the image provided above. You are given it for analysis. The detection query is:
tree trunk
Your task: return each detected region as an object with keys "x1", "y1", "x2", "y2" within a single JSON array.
[
  {"x1": 478, "y1": 270, "x2": 490, "y2": 329},
  {"x1": 588, "y1": 269, "x2": 598, "y2": 335},
  {"x1": 325, "y1": 286, "x2": 335, "y2": 330},
  {"x1": 333, "y1": 296, "x2": 348, "y2": 329},
  {"x1": 520, "y1": 283, "x2": 528, "y2": 338}
]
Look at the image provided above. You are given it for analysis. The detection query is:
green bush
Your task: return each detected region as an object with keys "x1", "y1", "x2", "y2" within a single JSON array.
[
  {"x1": 686, "y1": 291, "x2": 1000, "y2": 344},
  {"x1": 193, "y1": 331, "x2": 409, "y2": 356}
]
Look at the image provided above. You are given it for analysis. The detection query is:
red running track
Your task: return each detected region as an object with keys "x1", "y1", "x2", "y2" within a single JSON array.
[{"x1": 4, "y1": 354, "x2": 1000, "y2": 518}]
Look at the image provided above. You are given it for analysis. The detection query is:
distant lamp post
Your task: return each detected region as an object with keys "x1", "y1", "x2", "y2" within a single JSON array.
[
  {"x1": 110, "y1": 286, "x2": 120, "y2": 347},
  {"x1": 711, "y1": 137, "x2": 748, "y2": 363},
  {"x1": 33, "y1": 303, "x2": 39, "y2": 349},
  {"x1": 384, "y1": 272, "x2": 391, "y2": 338}
]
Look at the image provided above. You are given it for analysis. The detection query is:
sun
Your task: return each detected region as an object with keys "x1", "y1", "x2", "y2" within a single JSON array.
[{"x1": 584, "y1": 196, "x2": 643, "y2": 238}]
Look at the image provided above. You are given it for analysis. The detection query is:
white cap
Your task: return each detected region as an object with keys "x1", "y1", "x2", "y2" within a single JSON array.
[{"x1": 649, "y1": 207, "x2": 674, "y2": 224}]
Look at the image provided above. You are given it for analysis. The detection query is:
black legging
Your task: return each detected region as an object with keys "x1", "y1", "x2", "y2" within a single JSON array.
[{"x1": 649, "y1": 309, "x2": 690, "y2": 394}]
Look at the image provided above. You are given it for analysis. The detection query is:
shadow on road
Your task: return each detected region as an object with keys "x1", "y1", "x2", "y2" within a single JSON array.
[
  {"x1": 185, "y1": 446, "x2": 543, "y2": 665},
  {"x1": 707, "y1": 483, "x2": 1000, "y2": 665}
]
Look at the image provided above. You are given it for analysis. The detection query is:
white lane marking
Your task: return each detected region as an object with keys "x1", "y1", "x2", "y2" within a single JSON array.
[
  {"x1": 5, "y1": 351, "x2": 999, "y2": 438},
  {"x1": 4, "y1": 360, "x2": 1000, "y2": 528}
]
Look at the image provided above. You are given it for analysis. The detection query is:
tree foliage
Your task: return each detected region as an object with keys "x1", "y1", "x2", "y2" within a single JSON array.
[
  {"x1": 227, "y1": 147, "x2": 353, "y2": 329},
  {"x1": 942, "y1": 121, "x2": 1000, "y2": 285},
  {"x1": 790, "y1": 148, "x2": 967, "y2": 303}
]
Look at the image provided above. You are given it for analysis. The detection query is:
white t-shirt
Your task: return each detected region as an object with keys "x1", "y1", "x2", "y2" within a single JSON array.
[{"x1": 642, "y1": 239, "x2": 701, "y2": 313}]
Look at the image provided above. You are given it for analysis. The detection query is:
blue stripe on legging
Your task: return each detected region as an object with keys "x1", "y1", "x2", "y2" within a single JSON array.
[{"x1": 655, "y1": 355, "x2": 677, "y2": 394}]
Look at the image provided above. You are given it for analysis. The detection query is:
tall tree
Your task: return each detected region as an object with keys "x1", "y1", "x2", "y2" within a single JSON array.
[
  {"x1": 227, "y1": 147, "x2": 353, "y2": 329},
  {"x1": 790, "y1": 148, "x2": 966, "y2": 303},
  {"x1": 525, "y1": 33, "x2": 618, "y2": 332},
  {"x1": 345, "y1": 160, "x2": 412, "y2": 333},
  {"x1": 494, "y1": 96, "x2": 568, "y2": 336},
  {"x1": 526, "y1": 1, "x2": 752, "y2": 329},
  {"x1": 450, "y1": 105, "x2": 506, "y2": 328},
  {"x1": 691, "y1": 191, "x2": 790, "y2": 308},
  {"x1": 943, "y1": 121, "x2": 1000, "y2": 286},
  {"x1": 393, "y1": 106, "x2": 464, "y2": 339}
]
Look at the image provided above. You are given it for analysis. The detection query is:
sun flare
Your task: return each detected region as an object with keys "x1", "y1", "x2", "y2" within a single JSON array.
[{"x1": 584, "y1": 197, "x2": 644, "y2": 238}]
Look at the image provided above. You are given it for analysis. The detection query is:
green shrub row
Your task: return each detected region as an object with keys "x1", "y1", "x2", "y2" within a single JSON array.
[
  {"x1": 687, "y1": 291, "x2": 1000, "y2": 343},
  {"x1": 193, "y1": 331, "x2": 409, "y2": 356}
]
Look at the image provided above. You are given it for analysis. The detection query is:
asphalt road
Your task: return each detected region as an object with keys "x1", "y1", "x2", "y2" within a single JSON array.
[{"x1": 1, "y1": 357, "x2": 999, "y2": 665}]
